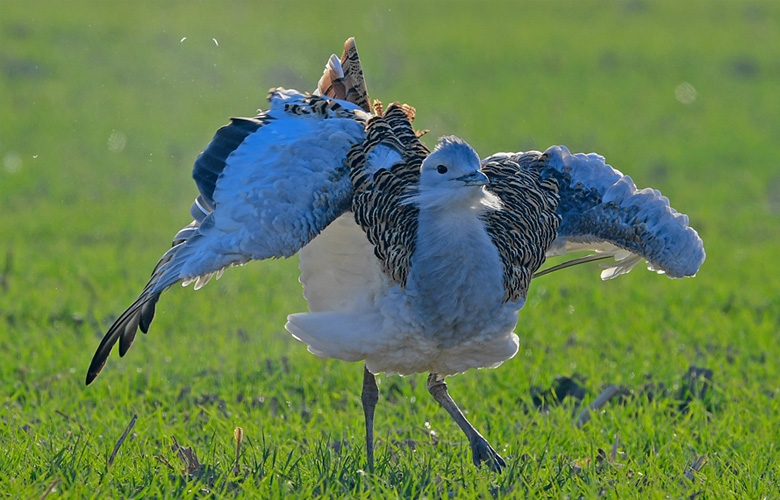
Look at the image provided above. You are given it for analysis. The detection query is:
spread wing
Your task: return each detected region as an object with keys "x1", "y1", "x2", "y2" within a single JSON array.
[
  {"x1": 86, "y1": 89, "x2": 368, "y2": 384},
  {"x1": 483, "y1": 146, "x2": 706, "y2": 282}
]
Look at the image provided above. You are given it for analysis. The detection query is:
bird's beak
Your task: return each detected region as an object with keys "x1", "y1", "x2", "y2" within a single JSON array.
[{"x1": 456, "y1": 171, "x2": 490, "y2": 186}]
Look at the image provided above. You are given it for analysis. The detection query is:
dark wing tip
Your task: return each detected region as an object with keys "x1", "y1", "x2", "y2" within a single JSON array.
[
  {"x1": 138, "y1": 296, "x2": 158, "y2": 333},
  {"x1": 85, "y1": 362, "x2": 104, "y2": 385},
  {"x1": 193, "y1": 117, "x2": 265, "y2": 207},
  {"x1": 85, "y1": 292, "x2": 159, "y2": 385}
]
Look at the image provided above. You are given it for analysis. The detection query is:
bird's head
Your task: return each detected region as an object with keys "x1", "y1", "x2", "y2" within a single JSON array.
[
  {"x1": 407, "y1": 136, "x2": 499, "y2": 211},
  {"x1": 420, "y1": 136, "x2": 487, "y2": 188}
]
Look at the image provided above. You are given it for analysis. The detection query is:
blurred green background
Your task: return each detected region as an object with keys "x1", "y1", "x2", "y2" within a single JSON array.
[{"x1": 1, "y1": 1, "x2": 779, "y2": 498}]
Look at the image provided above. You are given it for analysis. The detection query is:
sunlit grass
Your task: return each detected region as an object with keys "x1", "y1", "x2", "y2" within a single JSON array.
[{"x1": 2, "y1": 0, "x2": 779, "y2": 498}]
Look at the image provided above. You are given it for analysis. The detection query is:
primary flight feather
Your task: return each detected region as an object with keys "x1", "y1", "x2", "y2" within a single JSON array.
[{"x1": 87, "y1": 38, "x2": 705, "y2": 473}]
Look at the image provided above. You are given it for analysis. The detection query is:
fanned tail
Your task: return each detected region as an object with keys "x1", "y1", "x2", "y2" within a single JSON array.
[
  {"x1": 286, "y1": 311, "x2": 382, "y2": 362},
  {"x1": 314, "y1": 37, "x2": 370, "y2": 112},
  {"x1": 539, "y1": 145, "x2": 705, "y2": 279}
]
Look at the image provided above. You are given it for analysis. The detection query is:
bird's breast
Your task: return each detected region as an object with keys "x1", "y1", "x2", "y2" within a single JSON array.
[{"x1": 402, "y1": 208, "x2": 517, "y2": 346}]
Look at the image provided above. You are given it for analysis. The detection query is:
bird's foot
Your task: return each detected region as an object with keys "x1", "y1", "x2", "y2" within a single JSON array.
[{"x1": 470, "y1": 435, "x2": 506, "y2": 473}]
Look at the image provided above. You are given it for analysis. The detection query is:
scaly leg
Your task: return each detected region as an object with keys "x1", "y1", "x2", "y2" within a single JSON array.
[
  {"x1": 426, "y1": 372, "x2": 506, "y2": 473},
  {"x1": 361, "y1": 365, "x2": 379, "y2": 472}
]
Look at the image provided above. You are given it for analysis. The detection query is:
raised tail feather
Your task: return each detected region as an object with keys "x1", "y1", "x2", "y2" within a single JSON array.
[{"x1": 314, "y1": 37, "x2": 370, "y2": 112}]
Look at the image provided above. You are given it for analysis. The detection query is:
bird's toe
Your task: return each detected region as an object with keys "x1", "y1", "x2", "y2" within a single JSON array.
[{"x1": 470, "y1": 436, "x2": 506, "y2": 473}]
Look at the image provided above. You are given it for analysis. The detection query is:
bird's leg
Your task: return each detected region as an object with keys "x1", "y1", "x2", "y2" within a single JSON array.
[
  {"x1": 361, "y1": 364, "x2": 379, "y2": 472},
  {"x1": 426, "y1": 372, "x2": 506, "y2": 473}
]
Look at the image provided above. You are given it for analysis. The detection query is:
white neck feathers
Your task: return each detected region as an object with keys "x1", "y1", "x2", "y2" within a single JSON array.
[{"x1": 402, "y1": 186, "x2": 503, "y2": 213}]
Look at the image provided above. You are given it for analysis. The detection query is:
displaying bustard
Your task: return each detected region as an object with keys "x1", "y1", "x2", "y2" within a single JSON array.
[{"x1": 86, "y1": 38, "x2": 705, "y2": 472}]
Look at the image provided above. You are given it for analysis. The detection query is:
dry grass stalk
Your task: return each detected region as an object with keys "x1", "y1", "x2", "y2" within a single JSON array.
[
  {"x1": 107, "y1": 413, "x2": 137, "y2": 469},
  {"x1": 233, "y1": 427, "x2": 244, "y2": 475},
  {"x1": 38, "y1": 478, "x2": 60, "y2": 500},
  {"x1": 576, "y1": 384, "x2": 621, "y2": 428}
]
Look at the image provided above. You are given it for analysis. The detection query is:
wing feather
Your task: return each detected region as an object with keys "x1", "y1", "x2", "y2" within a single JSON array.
[
  {"x1": 193, "y1": 117, "x2": 266, "y2": 205},
  {"x1": 539, "y1": 145, "x2": 705, "y2": 279},
  {"x1": 481, "y1": 153, "x2": 560, "y2": 303},
  {"x1": 86, "y1": 89, "x2": 367, "y2": 384},
  {"x1": 483, "y1": 146, "x2": 706, "y2": 282}
]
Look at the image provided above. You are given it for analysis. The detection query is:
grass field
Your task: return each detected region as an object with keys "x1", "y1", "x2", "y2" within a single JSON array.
[{"x1": 2, "y1": 1, "x2": 779, "y2": 498}]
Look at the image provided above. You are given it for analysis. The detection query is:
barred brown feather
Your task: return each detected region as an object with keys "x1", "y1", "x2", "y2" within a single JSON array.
[
  {"x1": 316, "y1": 37, "x2": 371, "y2": 112},
  {"x1": 282, "y1": 93, "x2": 357, "y2": 119},
  {"x1": 481, "y1": 152, "x2": 561, "y2": 303},
  {"x1": 349, "y1": 104, "x2": 429, "y2": 287}
]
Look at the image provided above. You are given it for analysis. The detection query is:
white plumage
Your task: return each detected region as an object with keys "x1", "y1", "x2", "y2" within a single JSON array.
[
  {"x1": 87, "y1": 38, "x2": 705, "y2": 473},
  {"x1": 288, "y1": 135, "x2": 519, "y2": 377}
]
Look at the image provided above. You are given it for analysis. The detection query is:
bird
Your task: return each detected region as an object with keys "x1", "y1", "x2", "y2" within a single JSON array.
[{"x1": 86, "y1": 38, "x2": 705, "y2": 473}]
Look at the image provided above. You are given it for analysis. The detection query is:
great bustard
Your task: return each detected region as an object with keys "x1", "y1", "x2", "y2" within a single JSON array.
[{"x1": 86, "y1": 38, "x2": 705, "y2": 472}]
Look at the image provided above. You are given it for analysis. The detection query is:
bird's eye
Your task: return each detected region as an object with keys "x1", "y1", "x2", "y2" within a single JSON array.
[{"x1": 436, "y1": 165, "x2": 448, "y2": 174}]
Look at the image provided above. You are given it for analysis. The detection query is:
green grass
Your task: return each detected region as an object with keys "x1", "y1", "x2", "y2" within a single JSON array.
[{"x1": 2, "y1": 0, "x2": 779, "y2": 497}]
